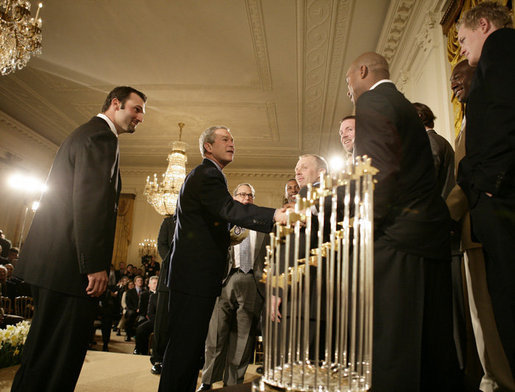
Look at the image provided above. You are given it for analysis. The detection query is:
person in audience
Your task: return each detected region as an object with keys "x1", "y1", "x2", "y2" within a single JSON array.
[
  {"x1": 283, "y1": 178, "x2": 299, "y2": 207},
  {"x1": 0, "y1": 229, "x2": 11, "y2": 258},
  {"x1": 413, "y1": 103, "x2": 455, "y2": 199},
  {"x1": 124, "y1": 275, "x2": 148, "y2": 342},
  {"x1": 0, "y1": 265, "x2": 7, "y2": 296},
  {"x1": 448, "y1": 58, "x2": 515, "y2": 391},
  {"x1": 339, "y1": 115, "x2": 356, "y2": 160},
  {"x1": 457, "y1": 2, "x2": 515, "y2": 378},
  {"x1": 116, "y1": 261, "x2": 127, "y2": 281},
  {"x1": 98, "y1": 281, "x2": 117, "y2": 352},
  {"x1": 7, "y1": 248, "x2": 18, "y2": 265},
  {"x1": 113, "y1": 275, "x2": 129, "y2": 334},
  {"x1": 126, "y1": 264, "x2": 136, "y2": 279},
  {"x1": 346, "y1": 51, "x2": 461, "y2": 390},
  {"x1": 199, "y1": 183, "x2": 269, "y2": 390},
  {"x1": 11, "y1": 86, "x2": 146, "y2": 392},
  {"x1": 118, "y1": 280, "x2": 135, "y2": 337},
  {"x1": 0, "y1": 245, "x2": 7, "y2": 265},
  {"x1": 134, "y1": 275, "x2": 159, "y2": 355},
  {"x1": 108, "y1": 263, "x2": 117, "y2": 286},
  {"x1": 158, "y1": 126, "x2": 287, "y2": 392},
  {"x1": 151, "y1": 214, "x2": 176, "y2": 375},
  {"x1": 145, "y1": 256, "x2": 160, "y2": 278}
]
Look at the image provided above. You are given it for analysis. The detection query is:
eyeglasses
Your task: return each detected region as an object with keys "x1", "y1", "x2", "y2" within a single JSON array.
[{"x1": 236, "y1": 192, "x2": 254, "y2": 199}]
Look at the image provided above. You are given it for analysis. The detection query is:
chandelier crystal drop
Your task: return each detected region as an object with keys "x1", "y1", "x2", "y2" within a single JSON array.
[
  {"x1": 144, "y1": 122, "x2": 187, "y2": 216},
  {"x1": 0, "y1": 1, "x2": 43, "y2": 76}
]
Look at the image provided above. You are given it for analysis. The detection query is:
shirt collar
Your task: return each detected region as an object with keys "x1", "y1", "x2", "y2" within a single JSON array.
[
  {"x1": 97, "y1": 113, "x2": 118, "y2": 138},
  {"x1": 369, "y1": 79, "x2": 394, "y2": 91},
  {"x1": 206, "y1": 158, "x2": 223, "y2": 172}
]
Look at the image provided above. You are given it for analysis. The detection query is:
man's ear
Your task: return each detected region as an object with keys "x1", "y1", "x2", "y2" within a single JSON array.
[
  {"x1": 204, "y1": 142, "x2": 213, "y2": 153},
  {"x1": 478, "y1": 17, "x2": 491, "y2": 33},
  {"x1": 360, "y1": 65, "x2": 368, "y2": 79},
  {"x1": 111, "y1": 97, "x2": 121, "y2": 110}
]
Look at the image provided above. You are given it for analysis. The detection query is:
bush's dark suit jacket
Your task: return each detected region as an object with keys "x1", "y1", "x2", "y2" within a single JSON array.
[
  {"x1": 458, "y1": 28, "x2": 515, "y2": 204},
  {"x1": 15, "y1": 116, "x2": 120, "y2": 297},
  {"x1": 168, "y1": 158, "x2": 276, "y2": 298}
]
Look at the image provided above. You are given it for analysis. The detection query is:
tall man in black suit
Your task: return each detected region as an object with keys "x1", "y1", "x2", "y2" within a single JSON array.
[
  {"x1": 457, "y1": 2, "x2": 515, "y2": 378},
  {"x1": 150, "y1": 214, "x2": 176, "y2": 375},
  {"x1": 199, "y1": 183, "x2": 269, "y2": 389},
  {"x1": 11, "y1": 86, "x2": 146, "y2": 392},
  {"x1": 158, "y1": 126, "x2": 287, "y2": 392},
  {"x1": 346, "y1": 52, "x2": 460, "y2": 391}
]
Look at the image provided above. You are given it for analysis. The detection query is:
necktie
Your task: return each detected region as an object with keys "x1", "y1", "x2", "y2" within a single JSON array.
[{"x1": 239, "y1": 233, "x2": 252, "y2": 273}]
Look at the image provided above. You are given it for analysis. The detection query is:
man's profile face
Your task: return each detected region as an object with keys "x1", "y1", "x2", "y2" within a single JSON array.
[
  {"x1": 233, "y1": 185, "x2": 254, "y2": 205},
  {"x1": 285, "y1": 180, "x2": 299, "y2": 202},
  {"x1": 113, "y1": 92, "x2": 146, "y2": 134},
  {"x1": 458, "y1": 23, "x2": 487, "y2": 67},
  {"x1": 205, "y1": 128, "x2": 235, "y2": 168},
  {"x1": 346, "y1": 65, "x2": 362, "y2": 104},
  {"x1": 450, "y1": 62, "x2": 476, "y2": 103},
  {"x1": 295, "y1": 156, "x2": 323, "y2": 188},
  {"x1": 339, "y1": 118, "x2": 355, "y2": 153}
]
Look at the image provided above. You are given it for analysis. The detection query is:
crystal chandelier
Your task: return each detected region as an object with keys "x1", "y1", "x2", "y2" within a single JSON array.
[
  {"x1": 0, "y1": 1, "x2": 43, "y2": 76},
  {"x1": 144, "y1": 122, "x2": 188, "y2": 216},
  {"x1": 138, "y1": 238, "x2": 157, "y2": 257}
]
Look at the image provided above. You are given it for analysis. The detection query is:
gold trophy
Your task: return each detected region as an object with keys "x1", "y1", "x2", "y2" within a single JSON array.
[{"x1": 254, "y1": 156, "x2": 377, "y2": 391}]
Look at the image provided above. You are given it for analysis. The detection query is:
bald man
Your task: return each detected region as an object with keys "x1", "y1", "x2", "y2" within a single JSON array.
[{"x1": 346, "y1": 52, "x2": 461, "y2": 391}]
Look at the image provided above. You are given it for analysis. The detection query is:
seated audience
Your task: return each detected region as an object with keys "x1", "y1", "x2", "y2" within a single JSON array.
[{"x1": 134, "y1": 276, "x2": 158, "y2": 355}]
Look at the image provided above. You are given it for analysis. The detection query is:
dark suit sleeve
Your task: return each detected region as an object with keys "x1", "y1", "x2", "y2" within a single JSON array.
[
  {"x1": 199, "y1": 166, "x2": 275, "y2": 232},
  {"x1": 473, "y1": 33, "x2": 515, "y2": 195},
  {"x1": 72, "y1": 131, "x2": 118, "y2": 274},
  {"x1": 355, "y1": 91, "x2": 402, "y2": 224}
]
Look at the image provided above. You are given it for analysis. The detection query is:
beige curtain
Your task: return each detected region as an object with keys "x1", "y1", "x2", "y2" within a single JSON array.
[
  {"x1": 446, "y1": 0, "x2": 512, "y2": 137},
  {"x1": 111, "y1": 193, "x2": 135, "y2": 268}
]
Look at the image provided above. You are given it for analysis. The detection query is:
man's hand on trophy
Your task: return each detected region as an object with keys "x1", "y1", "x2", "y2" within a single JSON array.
[
  {"x1": 270, "y1": 295, "x2": 282, "y2": 322},
  {"x1": 274, "y1": 207, "x2": 288, "y2": 225}
]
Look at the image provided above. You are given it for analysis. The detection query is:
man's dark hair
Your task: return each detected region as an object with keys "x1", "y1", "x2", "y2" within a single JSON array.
[
  {"x1": 101, "y1": 86, "x2": 147, "y2": 113},
  {"x1": 8, "y1": 247, "x2": 18, "y2": 255},
  {"x1": 341, "y1": 115, "x2": 356, "y2": 122},
  {"x1": 413, "y1": 102, "x2": 436, "y2": 129}
]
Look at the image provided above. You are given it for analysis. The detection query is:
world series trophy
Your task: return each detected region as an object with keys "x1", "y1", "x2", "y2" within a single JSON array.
[{"x1": 254, "y1": 156, "x2": 377, "y2": 392}]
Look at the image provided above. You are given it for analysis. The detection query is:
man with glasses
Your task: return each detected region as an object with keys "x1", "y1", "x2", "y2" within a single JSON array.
[{"x1": 198, "y1": 183, "x2": 269, "y2": 390}]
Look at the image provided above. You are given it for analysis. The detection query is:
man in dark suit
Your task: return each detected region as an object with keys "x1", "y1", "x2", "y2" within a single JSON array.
[
  {"x1": 199, "y1": 183, "x2": 269, "y2": 389},
  {"x1": 457, "y1": 2, "x2": 515, "y2": 378},
  {"x1": 135, "y1": 275, "x2": 158, "y2": 355},
  {"x1": 346, "y1": 52, "x2": 460, "y2": 391},
  {"x1": 124, "y1": 275, "x2": 148, "y2": 341},
  {"x1": 11, "y1": 86, "x2": 146, "y2": 392},
  {"x1": 150, "y1": 214, "x2": 176, "y2": 375},
  {"x1": 158, "y1": 126, "x2": 286, "y2": 392},
  {"x1": 413, "y1": 102, "x2": 455, "y2": 199}
]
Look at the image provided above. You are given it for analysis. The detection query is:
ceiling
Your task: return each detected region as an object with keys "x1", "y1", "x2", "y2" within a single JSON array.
[{"x1": 0, "y1": 0, "x2": 391, "y2": 175}]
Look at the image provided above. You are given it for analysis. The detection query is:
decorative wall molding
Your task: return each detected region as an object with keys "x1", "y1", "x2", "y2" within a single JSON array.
[
  {"x1": 0, "y1": 111, "x2": 58, "y2": 152},
  {"x1": 300, "y1": 0, "x2": 352, "y2": 154},
  {"x1": 415, "y1": 11, "x2": 438, "y2": 54},
  {"x1": 246, "y1": 0, "x2": 273, "y2": 91},
  {"x1": 121, "y1": 166, "x2": 292, "y2": 179},
  {"x1": 376, "y1": 0, "x2": 417, "y2": 65}
]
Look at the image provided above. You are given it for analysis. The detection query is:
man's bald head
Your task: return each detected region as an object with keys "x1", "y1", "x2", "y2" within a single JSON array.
[{"x1": 346, "y1": 52, "x2": 390, "y2": 103}]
